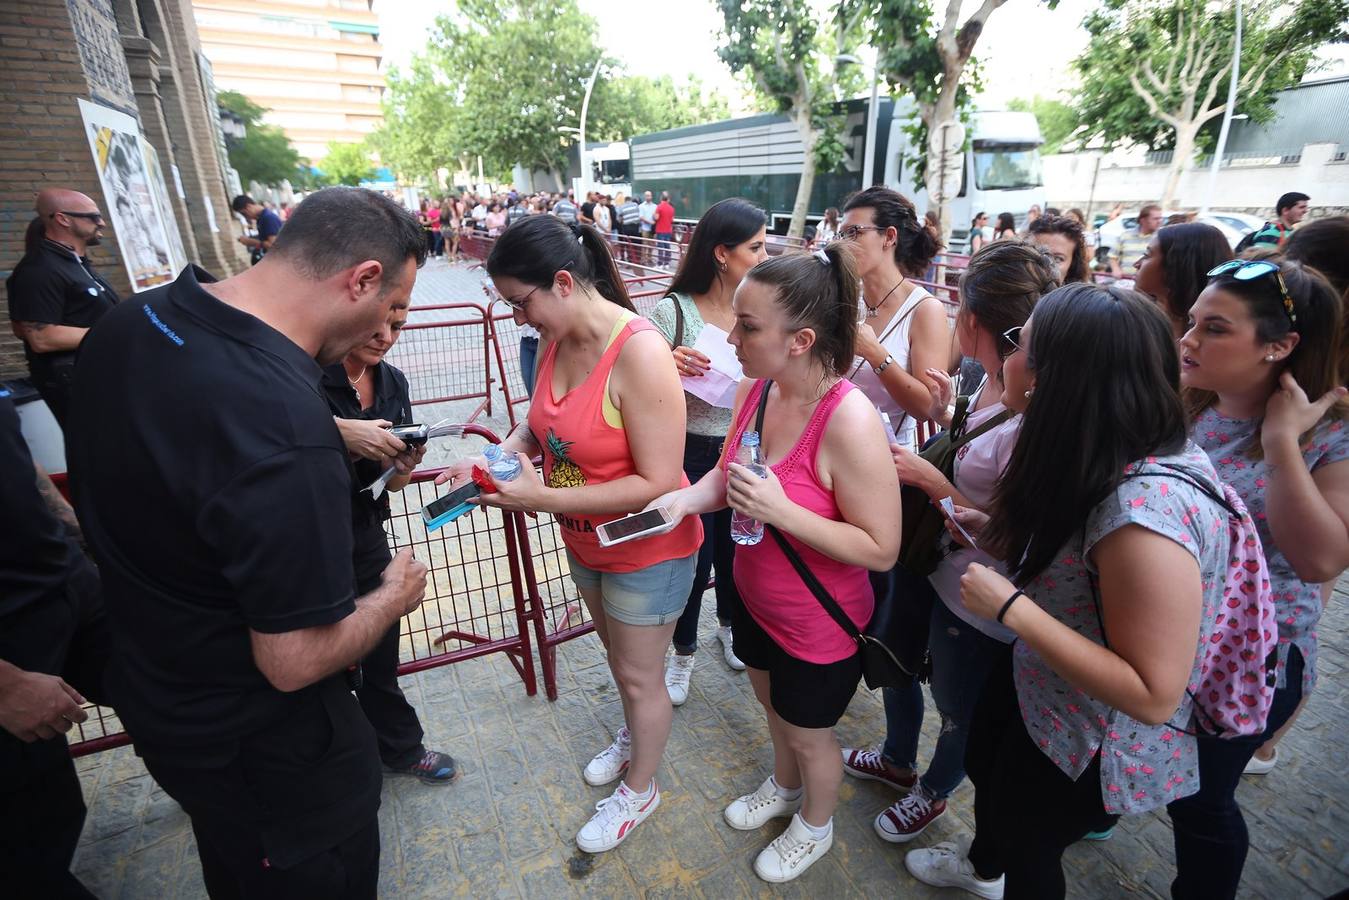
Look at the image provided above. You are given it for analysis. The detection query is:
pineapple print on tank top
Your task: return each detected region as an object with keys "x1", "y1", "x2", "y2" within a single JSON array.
[{"x1": 527, "y1": 312, "x2": 701, "y2": 572}]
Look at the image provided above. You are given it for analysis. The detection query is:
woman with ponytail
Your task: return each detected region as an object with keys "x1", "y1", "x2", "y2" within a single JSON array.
[
  {"x1": 437, "y1": 215, "x2": 702, "y2": 854},
  {"x1": 839, "y1": 187, "x2": 950, "y2": 451},
  {"x1": 653, "y1": 242, "x2": 901, "y2": 882}
]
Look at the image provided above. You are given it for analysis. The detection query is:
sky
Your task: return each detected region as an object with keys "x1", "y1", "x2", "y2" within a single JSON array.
[{"x1": 375, "y1": 0, "x2": 1349, "y2": 119}]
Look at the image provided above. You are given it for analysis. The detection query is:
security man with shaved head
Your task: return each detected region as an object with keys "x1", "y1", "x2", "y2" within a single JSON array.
[{"x1": 5, "y1": 189, "x2": 120, "y2": 432}]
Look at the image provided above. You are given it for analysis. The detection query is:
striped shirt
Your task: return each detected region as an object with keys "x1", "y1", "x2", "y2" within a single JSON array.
[
  {"x1": 617, "y1": 200, "x2": 641, "y2": 226},
  {"x1": 553, "y1": 199, "x2": 577, "y2": 224},
  {"x1": 1112, "y1": 228, "x2": 1151, "y2": 272}
]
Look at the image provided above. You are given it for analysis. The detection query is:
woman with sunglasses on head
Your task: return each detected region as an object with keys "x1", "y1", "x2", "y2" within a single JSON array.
[
  {"x1": 838, "y1": 186, "x2": 949, "y2": 451},
  {"x1": 647, "y1": 198, "x2": 769, "y2": 701},
  {"x1": 1165, "y1": 258, "x2": 1349, "y2": 900},
  {"x1": 841, "y1": 241, "x2": 1060, "y2": 845},
  {"x1": 1132, "y1": 222, "x2": 1233, "y2": 338},
  {"x1": 437, "y1": 215, "x2": 702, "y2": 853},
  {"x1": 650, "y1": 243, "x2": 901, "y2": 882},
  {"x1": 904, "y1": 285, "x2": 1232, "y2": 900}
]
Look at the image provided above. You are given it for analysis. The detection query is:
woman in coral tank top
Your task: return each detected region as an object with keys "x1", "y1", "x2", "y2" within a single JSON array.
[
  {"x1": 653, "y1": 243, "x2": 900, "y2": 882},
  {"x1": 438, "y1": 215, "x2": 700, "y2": 854}
]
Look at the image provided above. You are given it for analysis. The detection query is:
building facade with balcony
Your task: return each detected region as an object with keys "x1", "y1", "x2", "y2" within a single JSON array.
[{"x1": 191, "y1": 0, "x2": 384, "y2": 161}]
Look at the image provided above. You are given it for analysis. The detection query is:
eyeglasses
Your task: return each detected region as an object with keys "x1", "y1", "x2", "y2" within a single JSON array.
[
  {"x1": 503, "y1": 285, "x2": 540, "y2": 313},
  {"x1": 1207, "y1": 260, "x2": 1297, "y2": 329},
  {"x1": 56, "y1": 211, "x2": 104, "y2": 223},
  {"x1": 838, "y1": 224, "x2": 884, "y2": 241},
  {"x1": 1001, "y1": 325, "x2": 1025, "y2": 353}
]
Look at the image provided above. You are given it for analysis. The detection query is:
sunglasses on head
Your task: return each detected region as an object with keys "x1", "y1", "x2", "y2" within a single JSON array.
[{"x1": 1207, "y1": 260, "x2": 1296, "y2": 329}]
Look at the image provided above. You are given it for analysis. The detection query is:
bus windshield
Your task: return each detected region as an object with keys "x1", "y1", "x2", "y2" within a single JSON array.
[{"x1": 972, "y1": 146, "x2": 1043, "y2": 191}]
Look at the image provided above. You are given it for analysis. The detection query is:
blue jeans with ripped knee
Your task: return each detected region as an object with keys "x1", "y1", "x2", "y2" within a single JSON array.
[{"x1": 882, "y1": 598, "x2": 1011, "y2": 800}]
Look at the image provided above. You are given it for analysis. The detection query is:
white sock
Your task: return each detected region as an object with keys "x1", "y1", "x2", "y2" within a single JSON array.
[
  {"x1": 799, "y1": 815, "x2": 832, "y2": 840},
  {"x1": 622, "y1": 779, "x2": 654, "y2": 800},
  {"x1": 770, "y1": 775, "x2": 803, "y2": 800}
]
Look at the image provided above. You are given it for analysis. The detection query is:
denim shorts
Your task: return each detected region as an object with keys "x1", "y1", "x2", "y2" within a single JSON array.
[{"x1": 565, "y1": 550, "x2": 697, "y2": 626}]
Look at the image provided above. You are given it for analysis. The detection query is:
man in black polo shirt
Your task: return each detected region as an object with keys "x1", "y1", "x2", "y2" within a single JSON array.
[
  {"x1": 5, "y1": 188, "x2": 121, "y2": 432},
  {"x1": 231, "y1": 194, "x2": 284, "y2": 265},
  {"x1": 0, "y1": 386, "x2": 108, "y2": 898},
  {"x1": 67, "y1": 187, "x2": 429, "y2": 899}
]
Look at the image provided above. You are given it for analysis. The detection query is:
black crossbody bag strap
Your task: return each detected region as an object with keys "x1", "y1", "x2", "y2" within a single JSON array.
[
  {"x1": 751, "y1": 380, "x2": 866, "y2": 646},
  {"x1": 672, "y1": 295, "x2": 685, "y2": 349}
]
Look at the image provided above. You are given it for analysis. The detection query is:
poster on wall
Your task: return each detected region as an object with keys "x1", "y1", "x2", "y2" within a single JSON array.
[
  {"x1": 140, "y1": 137, "x2": 188, "y2": 273},
  {"x1": 77, "y1": 98, "x2": 177, "y2": 292}
]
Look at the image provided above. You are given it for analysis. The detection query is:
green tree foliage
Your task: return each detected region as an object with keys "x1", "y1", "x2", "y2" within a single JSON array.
[
  {"x1": 375, "y1": 0, "x2": 734, "y2": 189},
  {"x1": 1072, "y1": 0, "x2": 1348, "y2": 205},
  {"x1": 1008, "y1": 96, "x2": 1077, "y2": 155},
  {"x1": 715, "y1": 0, "x2": 866, "y2": 237},
  {"x1": 216, "y1": 89, "x2": 304, "y2": 187},
  {"x1": 318, "y1": 141, "x2": 376, "y2": 186}
]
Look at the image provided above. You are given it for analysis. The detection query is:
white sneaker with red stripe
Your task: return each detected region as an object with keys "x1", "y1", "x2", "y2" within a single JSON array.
[
  {"x1": 576, "y1": 781, "x2": 661, "y2": 853},
  {"x1": 583, "y1": 727, "x2": 631, "y2": 786}
]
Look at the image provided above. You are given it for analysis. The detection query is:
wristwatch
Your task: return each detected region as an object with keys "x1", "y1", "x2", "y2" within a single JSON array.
[{"x1": 873, "y1": 354, "x2": 894, "y2": 375}]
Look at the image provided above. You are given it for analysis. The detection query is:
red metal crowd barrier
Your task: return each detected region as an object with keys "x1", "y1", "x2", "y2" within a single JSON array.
[{"x1": 384, "y1": 302, "x2": 496, "y2": 421}]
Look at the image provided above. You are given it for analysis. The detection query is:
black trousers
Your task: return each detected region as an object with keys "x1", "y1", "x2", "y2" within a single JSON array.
[
  {"x1": 354, "y1": 569, "x2": 424, "y2": 768},
  {"x1": 143, "y1": 683, "x2": 383, "y2": 900},
  {"x1": 0, "y1": 559, "x2": 108, "y2": 899},
  {"x1": 964, "y1": 652, "x2": 1117, "y2": 899},
  {"x1": 32, "y1": 364, "x2": 75, "y2": 433}
]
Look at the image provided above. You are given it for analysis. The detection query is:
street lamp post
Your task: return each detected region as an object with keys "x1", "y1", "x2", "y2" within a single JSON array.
[
  {"x1": 577, "y1": 57, "x2": 603, "y2": 197},
  {"x1": 1201, "y1": 0, "x2": 1242, "y2": 214}
]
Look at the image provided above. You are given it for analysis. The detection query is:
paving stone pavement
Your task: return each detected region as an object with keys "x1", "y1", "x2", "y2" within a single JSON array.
[{"x1": 68, "y1": 260, "x2": 1349, "y2": 898}]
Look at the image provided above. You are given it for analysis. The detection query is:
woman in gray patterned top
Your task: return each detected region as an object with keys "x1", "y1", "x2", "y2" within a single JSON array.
[
  {"x1": 905, "y1": 285, "x2": 1230, "y2": 900},
  {"x1": 1167, "y1": 259, "x2": 1349, "y2": 900},
  {"x1": 646, "y1": 198, "x2": 769, "y2": 704}
]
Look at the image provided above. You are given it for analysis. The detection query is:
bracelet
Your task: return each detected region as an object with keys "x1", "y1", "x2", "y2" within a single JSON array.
[
  {"x1": 996, "y1": 590, "x2": 1026, "y2": 624},
  {"x1": 874, "y1": 354, "x2": 894, "y2": 375}
]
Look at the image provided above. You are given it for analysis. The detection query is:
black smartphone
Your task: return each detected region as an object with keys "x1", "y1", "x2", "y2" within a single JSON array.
[
  {"x1": 388, "y1": 423, "x2": 430, "y2": 446},
  {"x1": 421, "y1": 481, "x2": 481, "y2": 526}
]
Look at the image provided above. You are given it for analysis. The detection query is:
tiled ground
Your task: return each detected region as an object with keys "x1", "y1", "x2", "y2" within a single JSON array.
[{"x1": 69, "y1": 260, "x2": 1349, "y2": 898}]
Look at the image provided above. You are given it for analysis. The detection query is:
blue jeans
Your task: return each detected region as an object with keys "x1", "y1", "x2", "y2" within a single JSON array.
[
  {"x1": 1166, "y1": 646, "x2": 1305, "y2": 900},
  {"x1": 656, "y1": 232, "x2": 673, "y2": 267},
  {"x1": 882, "y1": 595, "x2": 1010, "y2": 799},
  {"x1": 519, "y1": 336, "x2": 539, "y2": 398},
  {"x1": 671, "y1": 432, "x2": 741, "y2": 653}
]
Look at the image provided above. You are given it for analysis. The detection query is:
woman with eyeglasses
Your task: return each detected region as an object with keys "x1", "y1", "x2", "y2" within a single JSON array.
[
  {"x1": 904, "y1": 285, "x2": 1231, "y2": 899},
  {"x1": 647, "y1": 198, "x2": 770, "y2": 701},
  {"x1": 1165, "y1": 259, "x2": 1349, "y2": 900},
  {"x1": 841, "y1": 241, "x2": 1060, "y2": 845},
  {"x1": 436, "y1": 215, "x2": 702, "y2": 854},
  {"x1": 838, "y1": 186, "x2": 949, "y2": 452}
]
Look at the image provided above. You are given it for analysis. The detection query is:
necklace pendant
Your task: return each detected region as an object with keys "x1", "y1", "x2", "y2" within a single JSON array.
[{"x1": 867, "y1": 307, "x2": 879, "y2": 318}]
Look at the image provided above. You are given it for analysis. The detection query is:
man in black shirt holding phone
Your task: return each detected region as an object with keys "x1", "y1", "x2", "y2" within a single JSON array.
[{"x1": 67, "y1": 188, "x2": 429, "y2": 899}]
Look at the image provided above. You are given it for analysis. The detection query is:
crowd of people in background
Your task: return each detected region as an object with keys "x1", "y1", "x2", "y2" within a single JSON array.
[{"x1": 4, "y1": 169, "x2": 1347, "y2": 900}]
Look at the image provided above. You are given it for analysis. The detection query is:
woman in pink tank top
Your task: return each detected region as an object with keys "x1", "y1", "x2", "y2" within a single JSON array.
[
  {"x1": 653, "y1": 243, "x2": 900, "y2": 882},
  {"x1": 437, "y1": 216, "x2": 699, "y2": 855}
]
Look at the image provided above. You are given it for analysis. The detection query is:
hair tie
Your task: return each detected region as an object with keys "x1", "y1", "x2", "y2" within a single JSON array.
[
  {"x1": 814, "y1": 248, "x2": 830, "y2": 266},
  {"x1": 569, "y1": 222, "x2": 585, "y2": 244}
]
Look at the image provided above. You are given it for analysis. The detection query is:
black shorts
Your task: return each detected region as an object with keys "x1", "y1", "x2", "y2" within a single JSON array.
[{"x1": 732, "y1": 600, "x2": 862, "y2": 729}]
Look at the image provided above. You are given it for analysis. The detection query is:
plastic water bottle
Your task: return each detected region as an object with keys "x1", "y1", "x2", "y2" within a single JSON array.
[
  {"x1": 730, "y1": 431, "x2": 768, "y2": 546},
  {"x1": 482, "y1": 443, "x2": 522, "y2": 482}
]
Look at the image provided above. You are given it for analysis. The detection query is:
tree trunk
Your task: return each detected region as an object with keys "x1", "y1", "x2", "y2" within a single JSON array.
[
  {"x1": 789, "y1": 108, "x2": 816, "y2": 239},
  {"x1": 923, "y1": 84, "x2": 959, "y2": 245},
  {"x1": 1161, "y1": 121, "x2": 1200, "y2": 209}
]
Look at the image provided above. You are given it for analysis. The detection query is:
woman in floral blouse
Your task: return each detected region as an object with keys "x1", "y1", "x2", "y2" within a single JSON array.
[
  {"x1": 905, "y1": 284, "x2": 1230, "y2": 900},
  {"x1": 1168, "y1": 259, "x2": 1349, "y2": 900}
]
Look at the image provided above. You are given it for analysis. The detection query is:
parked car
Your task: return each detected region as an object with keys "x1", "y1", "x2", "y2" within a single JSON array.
[{"x1": 1095, "y1": 209, "x2": 1261, "y2": 253}]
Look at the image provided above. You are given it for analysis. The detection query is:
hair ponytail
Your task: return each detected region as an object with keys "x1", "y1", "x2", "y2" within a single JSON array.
[
  {"x1": 487, "y1": 215, "x2": 634, "y2": 311},
  {"x1": 745, "y1": 241, "x2": 859, "y2": 376}
]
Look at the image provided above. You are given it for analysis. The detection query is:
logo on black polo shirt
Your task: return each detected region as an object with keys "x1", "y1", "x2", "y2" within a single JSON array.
[{"x1": 142, "y1": 304, "x2": 184, "y2": 347}]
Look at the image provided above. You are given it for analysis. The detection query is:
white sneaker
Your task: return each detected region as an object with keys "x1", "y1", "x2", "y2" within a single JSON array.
[
  {"x1": 724, "y1": 777, "x2": 803, "y2": 831},
  {"x1": 576, "y1": 781, "x2": 660, "y2": 853},
  {"x1": 717, "y1": 625, "x2": 746, "y2": 671},
  {"x1": 752, "y1": 812, "x2": 833, "y2": 883},
  {"x1": 582, "y1": 728, "x2": 631, "y2": 786},
  {"x1": 905, "y1": 834, "x2": 1005, "y2": 899},
  {"x1": 1243, "y1": 747, "x2": 1278, "y2": 775},
  {"x1": 665, "y1": 654, "x2": 695, "y2": 706}
]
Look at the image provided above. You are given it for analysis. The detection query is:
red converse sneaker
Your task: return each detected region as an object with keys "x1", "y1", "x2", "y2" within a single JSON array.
[
  {"x1": 875, "y1": 788, "x2": 947, "y2": 843},
  {"x1": 841, "y1": 747, "x2": 916, "y2": 792}
]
